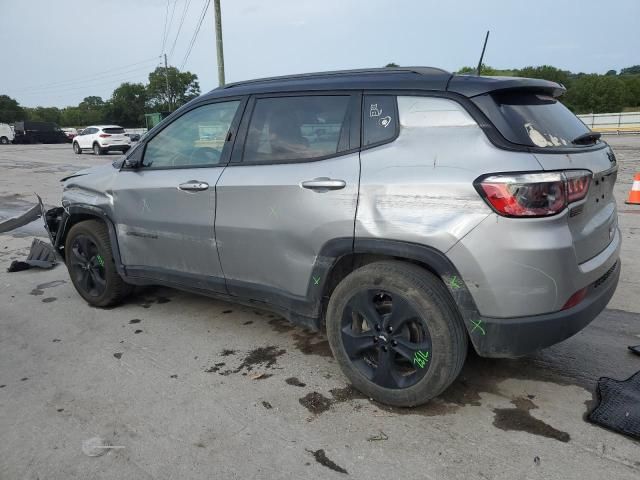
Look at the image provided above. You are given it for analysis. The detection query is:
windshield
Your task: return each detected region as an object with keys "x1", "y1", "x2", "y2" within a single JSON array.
[{"x1": 474, "y1": 91, "x2": 595, "y2": 149}]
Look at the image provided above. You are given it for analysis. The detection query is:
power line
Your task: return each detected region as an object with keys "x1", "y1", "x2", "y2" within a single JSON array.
[
  {"x1": 164, "y1": 0, "x2": 179, "y2": 51},
  {"x1": 169, "y1": 0, "x2": 192, "y2": 61},
  {"x1": 15, "y1": 57, "x2": 161, "y2": 91},
  {"x1": 180, "y1": 0, "x2": 211, "y2": 70},
  {"x1": 12, "y1": 63, "x2": 160, "y2": 94}
]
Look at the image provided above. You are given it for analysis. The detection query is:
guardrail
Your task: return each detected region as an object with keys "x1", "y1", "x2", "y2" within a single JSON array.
[{"x1": 577, "y1": 112, "x2": 640, "y2": 134}]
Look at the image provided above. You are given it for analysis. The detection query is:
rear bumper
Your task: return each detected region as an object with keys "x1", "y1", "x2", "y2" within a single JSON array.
[
  {"x1": 470, "y1": 258, "x2": 620, "y2": 357},
  {"x1": 102, "y1": 144, "x2": 130, "y2": 151}
]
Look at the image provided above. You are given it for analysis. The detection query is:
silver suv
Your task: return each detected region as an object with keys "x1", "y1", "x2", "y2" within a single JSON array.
[{"x1": 44, "y1": 67, "x2": 620, "y2": 406}]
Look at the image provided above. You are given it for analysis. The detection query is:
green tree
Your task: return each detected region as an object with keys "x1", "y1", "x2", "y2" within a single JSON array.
[
  {"x1": 620, "y1": 75, "x2": 640, "y2": 109},
  {"x1": 385, "y1": 63, "x2": 400, "y2": 67},
  {"x1": 514, "y1": 65, "x2": 572, "y2": 87},
  {"x1": 620, "y1": 65, "x2": 640, "y2": 75},
  {"x1": 0, "y1": 95, "x2": 26, "y2": 123},
  {"x1": 77, "y1": 96, "x2": 106, "y2": 125},
  {"x1": 25, "y1": 106, "x2": 62, "y2": 124},
  {"x1": 605, "y1": 69, "x2": 617, "y2": 76},
  {"x1": 456, "y1": 65, "x2": 514, "y2": 76},
  {"x1": 147, "y1": 66, "x2": 200, "y2": 111},
  {"x1": 105, "y1": 82, "x2": 147, "y2": 127},
  {"x1": 563, "y1": 75, "x2": 626, "y2": 113}
]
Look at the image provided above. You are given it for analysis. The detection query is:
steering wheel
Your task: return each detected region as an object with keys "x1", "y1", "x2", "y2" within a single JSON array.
[{"x1": 189, "y1": 147, "x2": 221, "y2": 165}]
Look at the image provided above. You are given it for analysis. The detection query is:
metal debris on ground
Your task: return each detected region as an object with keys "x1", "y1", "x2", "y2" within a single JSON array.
[
  {"x1": 81, "y1": 437, "x2": 125, "y2": 457},
  {"x1": 0, "y1": 203, "x2": 40, "y2": 234}
]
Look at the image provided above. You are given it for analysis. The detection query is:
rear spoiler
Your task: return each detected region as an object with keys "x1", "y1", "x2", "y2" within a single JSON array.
[{"x1": 447, "y1": 75, "x2": 566, "y2": 98}]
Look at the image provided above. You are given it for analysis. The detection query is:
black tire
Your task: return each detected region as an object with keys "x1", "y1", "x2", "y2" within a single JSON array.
[
  {"x1": 0, "y1": 136, "x2": 8, "y2": 145},
  {"x1": 73, "y1": 142, "x2": 82, "y2": 154},
  {"x1": 93, "y1": 143, "x2": 103, "y2": 155},
  {"x1": 65, "y1": 220, "x2": 132, "y2": 307},
  {"x1": 326, "y1": 261, "x2": 468, "y2": 407}
]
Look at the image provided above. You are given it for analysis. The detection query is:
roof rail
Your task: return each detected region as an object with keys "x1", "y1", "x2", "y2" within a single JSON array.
[{"x1": 222, "y1": 66, "x2": 451, "y2": 89}]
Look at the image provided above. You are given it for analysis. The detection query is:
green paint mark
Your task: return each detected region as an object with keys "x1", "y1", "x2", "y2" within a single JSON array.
[
  {"x1": 313, "y1": 275, "x2": 321, "y2": 285},
  {"x1": 413, "y1": 350, "x2": 429, "y2": 368},
  {"x1": 470, "y1": 319, "x2": 486, "y2": 335},
  {"x1": 96, "y1": 255, "x2": 105, "y2": 267},
  {"x1": 448, "y1": 275, "x2": 461, "y2": 290}
]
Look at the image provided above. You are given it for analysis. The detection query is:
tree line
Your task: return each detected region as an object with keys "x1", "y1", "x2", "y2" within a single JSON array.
[
  {"x1": 0, "y1": 66, "x2": 200, "y2": 128},
  {"x1": 388, "y1": 64, "x2": 640, "y2": 114}
]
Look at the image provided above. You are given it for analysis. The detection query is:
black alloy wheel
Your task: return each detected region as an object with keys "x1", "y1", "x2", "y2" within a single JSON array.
[
  {"x1": 68, "y1": 233, "x2": 107, "y2": 297},
  {"x1": 341, "y1": 289, "x2": 432, "y2": 389}
]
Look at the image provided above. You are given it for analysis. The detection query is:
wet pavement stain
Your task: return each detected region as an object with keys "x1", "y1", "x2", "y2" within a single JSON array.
[
  {"x1": 492, "y1": 397, "x2": 570, "y2": 443},
  {"x1": 134, "y1": 330, "x2": 143, "y2": 334},
  {"x1": 31, "y1": 280, "x2": 66, "y2": 295},
  {"x1": 205, "y1": 362, "x2": 226, "y2": 373},
  {"x1": 268, "y1": 318, "x2": 333, "y2": 357},
  {"x1": 329, "y1": 386, "x2": 366, "y2": 403},
  {"x1": 129, "y1": 319, "x2": 141, "y2": 324},
  {"x1": 305, "y1": 449, "x2": 348, "y2": 475},
  {"x1": 299, "y1": 392, "x2": 332, "y2": 414},
  {"x1": 262, "y1": 401, "x2": 273, "y2": 409},
  {"x1": 222, "y1": 310, "x2": 233, "y2": 314},
  {"x1": 235, "y1": 346, "x2": 286, "y2": 372},
  {"x1": 155, "y1": 297, "x2": 170, "y2": 304},
  {"x1": 221, "y1": 349, "x2": 236, "y2": 356},
  {"x1": 243, "y1": 321, "x2": 253, "y2": 325},
  {"x1": 113, "y1": 353, "x2": 123, "y2": 359},
  {"x1": 42, "y1": 297, "x2": 57, "y2": 303},
  {"x1": 286, "y1": 377, "x2": 306, "y2": 387}
]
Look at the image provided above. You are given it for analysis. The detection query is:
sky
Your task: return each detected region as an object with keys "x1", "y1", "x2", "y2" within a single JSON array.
[{"x1": 1, "y1": 0, "x2": 638, "y2": 108}]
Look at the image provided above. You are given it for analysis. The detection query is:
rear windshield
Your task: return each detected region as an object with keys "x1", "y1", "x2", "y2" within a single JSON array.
[
  {"x1": 103, "y1": 127, "x2": 125, "y2": 134},
  {"x1": 474, "y1": 92, "x2": 594, "y2": 148}
]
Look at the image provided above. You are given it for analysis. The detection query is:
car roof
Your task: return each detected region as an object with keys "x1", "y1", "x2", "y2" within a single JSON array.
[
  {"x1": 200, "y1": 67, "x2": 564, "y2": 100},
  {"x1": 87, "y1": 125, "x2": 123, "y2": 129}
]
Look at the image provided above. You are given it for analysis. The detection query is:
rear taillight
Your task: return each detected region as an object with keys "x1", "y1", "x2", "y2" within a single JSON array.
[
  {"x1": 562, "y1": 287, "x2": 588, "y2": 310},
  {"x1": 475, "y1": 170, "x2": 591, "y2": 218},
  {"x1": 99, "y1": 133, "x2": 111, "y2": 138}
]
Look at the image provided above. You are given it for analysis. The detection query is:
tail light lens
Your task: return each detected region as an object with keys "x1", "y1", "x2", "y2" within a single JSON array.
[
  {"x1": 476, "y1": 170, "x2": 591, "y2": 217},
  {"x1": 99, "y1": 133, "x2": 111, "y2": 138}
]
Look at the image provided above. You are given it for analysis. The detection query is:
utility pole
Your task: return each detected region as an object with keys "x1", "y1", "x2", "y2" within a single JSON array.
[
  {"x1": 214, "y1": 0, "x2": 225, "y2": 86},
  {"x1": 164, "y1": 53, "x2": 171, "y2": 110}
]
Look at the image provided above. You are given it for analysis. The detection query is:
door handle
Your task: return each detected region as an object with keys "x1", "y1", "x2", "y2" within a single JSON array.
[
  {"x1": 178, "y1": 181, "x2": 209, "y2": 192},
  {"x1": 301, "y1": 178, "x2": 346, "y2": 191}
]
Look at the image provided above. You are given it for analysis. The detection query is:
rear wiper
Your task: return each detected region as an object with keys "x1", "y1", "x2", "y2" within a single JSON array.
[{"x1": 571, "y1": 131, "x2": 601, "y2": 145}]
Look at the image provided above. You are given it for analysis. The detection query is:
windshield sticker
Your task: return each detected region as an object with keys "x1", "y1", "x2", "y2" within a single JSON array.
[
  {"x1": 369, "y1": 104, "x2": 382, "y2": 117},
  {"x1": 379, "y1": 116, "x2": 392, "y2": 128}
]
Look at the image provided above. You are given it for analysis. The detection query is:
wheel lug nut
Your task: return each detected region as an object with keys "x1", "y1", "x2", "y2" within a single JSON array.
[
  {"x1": 382, "y1": 346, "x2": 388, "y2": 352},
  {"x1": 387, "y1": 326, "x2": 393, "y2": 333},
  {"x1": 373, "y1": 336, "x2": 378, "y2": 342},
  {"x1": 392, "y1": 340, "x2": 397, "y2": 346},
  {"x1": 375, "y1": 324, "x2": 381, "y2": 331}
]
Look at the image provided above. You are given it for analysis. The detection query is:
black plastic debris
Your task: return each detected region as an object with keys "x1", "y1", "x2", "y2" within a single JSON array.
[
  {"x1": 6, "y1": 238, "x2": 57, "y2": 272},
  {"x1": 629, "y1": 345, "x2": 640, "y2": 356},
  {"x1": 588, "y1": 371, "x2": 640, "y2": 440}
]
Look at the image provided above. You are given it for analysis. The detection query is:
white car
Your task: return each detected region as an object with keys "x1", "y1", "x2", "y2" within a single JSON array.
[
  {"x1": 72, "y1": 125, "x2": 131, "y2": 155},
  {"x1": 0, "y1": 123, "x2": 15, "y2": 144}
]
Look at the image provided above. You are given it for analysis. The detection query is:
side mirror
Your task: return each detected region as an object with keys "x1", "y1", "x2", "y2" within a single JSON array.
[{"x1": 123, "y1": 145, "x2": 143, "y2": 169}]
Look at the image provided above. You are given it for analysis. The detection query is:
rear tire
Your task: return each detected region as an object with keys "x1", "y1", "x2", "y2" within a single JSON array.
[
  {"x1": 73, "y1": 142, "x2": 82, "y2": 154},
  {"x1": 65, "y1": 220, "x2": 132, "y2": 307},
  {"x1": 0, "y1": 136, "x2": 8, "y2": 145},
  {"x1": 93, "y1": 143, "x2": 103, "y2": 155},
  {"x1": 326, "y1": 261, "x2": 468, "y2": 407}
]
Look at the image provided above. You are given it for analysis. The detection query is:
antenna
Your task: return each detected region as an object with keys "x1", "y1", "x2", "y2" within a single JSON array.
[{"x1": 476, "y1": 30, "x2": 490, "y2": 76}]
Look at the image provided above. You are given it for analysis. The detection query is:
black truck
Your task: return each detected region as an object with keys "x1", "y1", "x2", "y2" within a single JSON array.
[{"x1": 12, "y1": 121, "x2": 71, "y2": 144}]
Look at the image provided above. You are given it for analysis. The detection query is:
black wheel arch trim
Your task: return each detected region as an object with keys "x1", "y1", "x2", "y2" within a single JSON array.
[{"x1": 50, "y1": 204, "x2": 126, "y2": 277}]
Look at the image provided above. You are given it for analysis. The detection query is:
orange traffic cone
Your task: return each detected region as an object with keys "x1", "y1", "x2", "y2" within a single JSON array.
[{"x1": 626, "y1": 173, "x2": 640, "y2": 205}]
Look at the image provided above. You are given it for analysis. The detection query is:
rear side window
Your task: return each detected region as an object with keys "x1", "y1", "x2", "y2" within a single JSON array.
[
  {"x1": 243, "y1": 96, "x2": 350, "y2": 163},
  {"x1": 363, "y1": 95, "x2": 398, "y2": 147},
  {"x1": 475, "y1": 92, "x2": 593, "y2": 148},
  {"x1": 103, "y1": 127, "x2": 125, "y2": 134}
]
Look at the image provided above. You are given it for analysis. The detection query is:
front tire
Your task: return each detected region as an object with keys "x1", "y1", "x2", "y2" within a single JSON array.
[
  {"x1": 0, "y1": 136, "x2": 8, "y2": 145},
  {"x1": 65, "y1": 220, "x2": 132, "y2": 307},
  {"x1": 326, "y1": 261, "x2": 468, "y2": 407},
  {"x1": 93, "y1": 143, "x2": 103, "y2": 155},
  {"x1": 73, "y1": 142, "x2": 82, "y2": 154}
]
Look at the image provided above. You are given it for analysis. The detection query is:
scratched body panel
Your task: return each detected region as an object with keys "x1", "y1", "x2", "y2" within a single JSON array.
[
  {"x1": 356, "y1": 96, "x2": 540, "y2": 253},
  {"x1": 215, "y1": 154, "x2": 359, "y2": 297}
]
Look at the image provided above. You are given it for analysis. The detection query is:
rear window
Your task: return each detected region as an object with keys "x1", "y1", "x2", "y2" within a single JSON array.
[
  {"x1": 474, "y1": 92, "x2": 594, "y2": 148},
  {"x1": 103, "y1": 127, "x2": 125, "y2": 134}
]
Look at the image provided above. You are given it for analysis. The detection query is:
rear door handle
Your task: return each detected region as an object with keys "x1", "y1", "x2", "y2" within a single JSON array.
[
  {"x1": 301, "y1": 178, "x2": 346, "y2": 191},
  {"x1": 178, "y1": 181, "x2": 209, "y2": 192}
]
